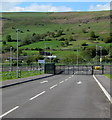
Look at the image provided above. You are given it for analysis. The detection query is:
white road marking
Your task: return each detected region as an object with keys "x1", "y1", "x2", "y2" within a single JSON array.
[
  {"x1": 77, "y1": 81, "x2": 82, "y2": 85},
  {"x1": 30, "y1": 91, "x2": 46, "y2": 100},
  {"x1": 93, "y1": 75, "x2": 112, "y2": 104},
  {"x1": 60, "y1": 81, "x2": 64, "y2": 84},
  {"x1": 72, "y1": 75, "x2": 74, "y2": 77},
  {"x1": 69, "y1": 77, "x2": 71, "y2": 79},
  {"x1": 0, "y1": 106, "x2": 19, "y2": 118},
  {"x1": 50, "y1": 84, "x2": 57, "y2": 89},
  {"x1": 40, "y1": 81, "x2": 48, "y2": 84},
  {"x1": 65, "y1": 79, "x2": 68, "y2": 81}
]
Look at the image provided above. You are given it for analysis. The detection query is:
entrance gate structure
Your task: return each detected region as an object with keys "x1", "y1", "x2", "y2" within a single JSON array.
[
  {"x1": 44, "y1": 63, "x2": 105, "y2": 75},
  {"x1": 55, "y1": 65, "x2": 104, "y2": 75}
]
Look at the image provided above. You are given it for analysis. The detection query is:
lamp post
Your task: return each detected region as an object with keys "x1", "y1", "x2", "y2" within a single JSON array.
[
  {"x1": 96, "y1": 45, "x2": 98, "y2": 65},
  {"x1": 10, "y1": 47, "x2": 12, "y2": 71},
  {"x1": 77, "y1": 45, "x2": 79, "y2": 65},
  {"x1": 16, "y1": 29, "x2": 19, "y2": 78},
  {"x1": 99, "y1": 46, "x2": 102, "y2": 65},
  {"x1": 50, "y1": 45, "x2": 52, "y2": 63}
]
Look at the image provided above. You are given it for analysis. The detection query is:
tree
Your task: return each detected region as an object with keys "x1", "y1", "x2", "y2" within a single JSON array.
[
  {"x1": 89, "y1": 31, "x2": 96, "y2": 41},
  {"x1": 65, "y1": 40, "x2": 69, "y2": 46},
  {"x1": 6, "y1": 35, "x2": 12, "y2": 42},
  {"x1": 26, "y1": 56, "x2": 33, "y2": 66},
  {"x1": 21, "y1": 35, "x2": 31, "y2": 45},
  {"x1": 104, "y1": 37, "x2": 112, "y2": 43}
]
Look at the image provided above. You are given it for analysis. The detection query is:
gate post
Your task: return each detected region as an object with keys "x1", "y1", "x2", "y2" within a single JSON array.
[
  {"x1": 92, "y1": 66, "x2": 94, "y2": 75},
  {"x1": 102, "y1": 65, "x2": 104, "y2": 74}
]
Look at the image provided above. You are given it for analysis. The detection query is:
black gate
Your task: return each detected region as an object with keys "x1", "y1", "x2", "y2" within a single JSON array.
[
  {"x1": 55, "y1": 65, "x2": 104, "y2": 75},
  {"x1": 44, "y1": 63, "x2": 55, "y2": 74}
]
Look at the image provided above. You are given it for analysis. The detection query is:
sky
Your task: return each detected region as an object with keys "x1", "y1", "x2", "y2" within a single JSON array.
[{"x1": 1, "y1": 0, "x2": 111, "y2": 12}]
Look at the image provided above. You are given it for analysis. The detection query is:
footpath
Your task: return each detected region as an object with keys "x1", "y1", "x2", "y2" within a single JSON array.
[
  {"x1": 0, "y1": 74, "x2": 54, "y2": 88},
  {"x1": 95, "y1": 75, "x2": 110, "y2": 95}
]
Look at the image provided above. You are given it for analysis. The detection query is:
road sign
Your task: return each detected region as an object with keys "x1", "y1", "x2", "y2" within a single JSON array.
[{"x1": 38, "y1": 60, "x2": 45, "y2": 64}]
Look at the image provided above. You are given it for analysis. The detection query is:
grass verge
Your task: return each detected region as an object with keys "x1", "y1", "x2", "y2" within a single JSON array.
[{"x1": 1, "y1": 70, "x2": 44, "y2": 81}]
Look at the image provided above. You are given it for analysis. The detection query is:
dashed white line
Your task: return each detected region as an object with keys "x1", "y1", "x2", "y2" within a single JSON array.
[
  {"x1": 93, "y1": 75, "x2": 112, "y2": 104},
  {"x1": 65, "y1": 79, "x2": 68, "y2": 81},
  {"x1": 0, "y1": 106, "x2": 19, "y2": 118},
  {"x1": 30, "y1": 91, "x2": 46, "y2": 100},
  {"x1": 69, "y1": 77, "x2": 71, "y2": 79},
  {"x1": 59, "y1": 81, "x2": 64, "y2": 84},
  {"x1": 40, "y1": 81, "x2": 48, "y2": 84},
  {"x1": 50, "y1": 84, "x2": 57, "y2": 89}
]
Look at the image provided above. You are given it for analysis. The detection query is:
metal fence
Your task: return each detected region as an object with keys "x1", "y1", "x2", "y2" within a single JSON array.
[{"x1": 55, "y1": 65, "x2": 111, "y2": 75}]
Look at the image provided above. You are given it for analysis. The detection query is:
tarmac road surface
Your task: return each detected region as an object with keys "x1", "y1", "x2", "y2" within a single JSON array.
[{"x1": 1, "y1": 75, "x2": 110, "y2": 118}]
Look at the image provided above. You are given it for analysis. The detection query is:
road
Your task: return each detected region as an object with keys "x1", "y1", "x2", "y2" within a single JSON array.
[{"x1": 1, "y1": 75, "x2": 110, "y2": 118}]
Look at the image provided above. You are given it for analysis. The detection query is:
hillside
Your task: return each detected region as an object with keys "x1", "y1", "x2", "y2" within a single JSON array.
[{"x1": 1, "y1": 11, "x2": 112, "y2": 64}]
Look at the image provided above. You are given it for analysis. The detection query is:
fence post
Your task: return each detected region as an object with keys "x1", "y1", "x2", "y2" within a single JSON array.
[
  {"x1": 102, "y1": 65, "x2": 104, "y2": 74},
  {"x1": 92, "y1": 66, "x2": 94, "y2": 75}
]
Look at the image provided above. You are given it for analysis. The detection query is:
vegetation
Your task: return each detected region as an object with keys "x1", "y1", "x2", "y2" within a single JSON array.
[{"x1": 2, "y1": 11, "x2": 112, "y2": 65}]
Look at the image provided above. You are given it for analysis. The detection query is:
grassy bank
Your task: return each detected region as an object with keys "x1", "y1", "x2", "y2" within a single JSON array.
[
  {"x1": 105, "y1": 74, "x2": 112, "y2": 79},
  {"x1": 1, "y1": 70, "x2": 44, "y2": 81}
]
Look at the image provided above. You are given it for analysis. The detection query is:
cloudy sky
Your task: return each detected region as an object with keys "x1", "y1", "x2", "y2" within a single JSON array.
[{"x1": 1, "y1": 0, "x2": 111, "y2": 12}]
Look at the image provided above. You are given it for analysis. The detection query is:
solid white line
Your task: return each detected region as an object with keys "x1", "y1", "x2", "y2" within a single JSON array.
[
  {"x1": 93, "y1": 75, "x2": 112, "y2": 104},
  {"x1": 0, "y1": 106, "x2": 19, "y2": 118},
  {"x1": 60, "y1": 81, "x2": 64, "y2": 84},
  {"x1": 50, "y1": 84, "x2": 57, "y2": 89},
  {"x1": 30, "y1": 91, "x2": 46, "y2": 100},
  {"x1": 40, "y1": 81, "x2": 48, "y2": 84}
]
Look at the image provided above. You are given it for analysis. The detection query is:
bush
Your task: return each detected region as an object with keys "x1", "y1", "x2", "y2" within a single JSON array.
[
  {"x1": 81, "y1": 42, "x2": 88, "y2": 46},
  {"x1": 6, "y1": 35, "x2": 12, "y2": 42},
  {"x1": 104, "y1": 37, "x2": 112, "y2": 43}
]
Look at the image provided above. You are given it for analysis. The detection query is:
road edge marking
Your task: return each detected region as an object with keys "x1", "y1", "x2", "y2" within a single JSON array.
[
  {"x1": 30, "y1": 91, "x2": 46, "y2": 100},
  {"x1": 93, "y1": 75, "x2": 112, "y2": 104},
  {"x1": 0, "y1": 106, "x2": 19, "y2": 118}
]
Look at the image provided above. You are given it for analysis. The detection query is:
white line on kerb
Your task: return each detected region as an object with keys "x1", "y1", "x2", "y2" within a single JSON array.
[
  {"x1": 0, "y1": 106, "x2": 19, "y2": 118},
  {"x1": 30, "y1": 91, "x2": 46, "y2": 100},
  {"x1": 60, "y1": 81, "x2": 64, "y2": 84},
  {"x1": 93, "y1": 75, "x2": 112, "y2": 104},
  {"x1": 50, "y1": 84, "x2": 57, "y2": 89},
  {"x1": 40, "y1": 81, "x2": 48, "y2": 84}
]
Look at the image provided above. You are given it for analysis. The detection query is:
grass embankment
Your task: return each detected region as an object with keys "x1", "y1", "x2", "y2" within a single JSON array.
[
  {"x1": 105, "y1": 74, "x2": 112, "y2": 79},
  {"x1": 1, "y1": 70, "x2": 44, "y2": 81}
]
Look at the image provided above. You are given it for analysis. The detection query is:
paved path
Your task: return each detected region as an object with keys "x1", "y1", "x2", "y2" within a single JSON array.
[
  {"x1": 95, "y1": 75, "x2": 110, "y2": 94},
  {"x1": 1, "y1": 75, "x2": 110, "y2": 118},
  {"x1": 1, "y1": 74, "x2": 53, "y2": 88}
]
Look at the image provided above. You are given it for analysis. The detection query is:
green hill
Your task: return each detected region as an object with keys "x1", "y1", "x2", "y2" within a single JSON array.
[{"x1": 2, "y1": 11, "x2": 112, "y2": 64}]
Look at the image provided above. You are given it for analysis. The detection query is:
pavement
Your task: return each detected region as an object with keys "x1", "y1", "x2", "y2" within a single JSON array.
[
  {"x1": 1, "y1": 74, "x2": 111, "y2": 118},
  {"x1": 1, "y1": 74, "x2": 54, "y2": 88},
  {"x1": 95, "y1": 75, "x2": 110, "y2": 94}
]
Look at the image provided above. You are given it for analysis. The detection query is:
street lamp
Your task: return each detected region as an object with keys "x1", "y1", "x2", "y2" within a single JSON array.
[
  {"x1": 99, "y1": 46, "x2": 102, "y2": 65},
  {"x1": 96, "y1": 45, "x2": 98, "y2": 65},
  {"x1": 77, "y1": 45, "x2": 79, "y2": 65},
  {"x1": 10, "y1": 47, "x2": 12, "y2": 71},
  {"x1": 16, "y1": 29, "x2": 20, "y2": 78}
]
